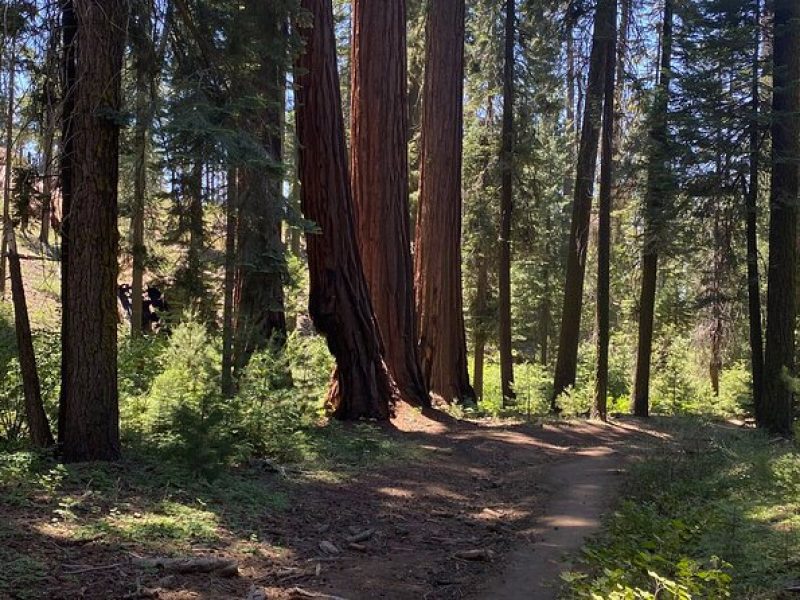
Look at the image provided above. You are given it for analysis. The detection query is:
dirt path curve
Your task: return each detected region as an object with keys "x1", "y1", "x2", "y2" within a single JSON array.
[{"x1": 476, "y1": 446, "x2": 626, "y2": 599}]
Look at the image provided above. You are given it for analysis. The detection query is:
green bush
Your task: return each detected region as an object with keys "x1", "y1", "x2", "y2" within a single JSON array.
[
  {"x1": 235, "y1": 332, "x2": 330, "y2": 462},
  {"x1": 122, "y1": 320, "x2": 235, "y2": 478}
]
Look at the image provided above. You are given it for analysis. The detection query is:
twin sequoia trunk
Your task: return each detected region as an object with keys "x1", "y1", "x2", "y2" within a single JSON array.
[
  {"x1": 498, "y1": 0, "x2": 515, "y2": 404},
  {"x1": 762, "y1": 0, "x2": 800, "y2": 435},
  {"x1": 295, "y1": 0, "x2": 399, "y2": 420},
  {"x1": 60, "y1": 0, "x2": 127, "y2": 462},
  {"x1": 350, "y1": 0, "x2": 428, "y2": 407},
  {"x1": 552, "y1": 0, "x2": 616, "y2": 407},
  {"x1": 415, "y1": 0, "x2": 474, "y2": 404},
  {"x1": 593, "y1": 0, "x2": 617, "y2": 421},
  {"x1": 631, "y1": 0, "x2": 673, "y2": 417}
]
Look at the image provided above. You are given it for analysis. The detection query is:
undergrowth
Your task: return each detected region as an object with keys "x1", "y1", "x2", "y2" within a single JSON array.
[{"x1": 563, "y1": 420, "x2": 800, "y2": 599}]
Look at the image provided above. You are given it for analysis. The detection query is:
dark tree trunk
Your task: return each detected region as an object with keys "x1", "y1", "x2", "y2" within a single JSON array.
[
  {"x1": 58, "y1": 0, "x2": 77, "y2": 447},
  {"x1": 130, "y1": 59, "x2": 148, "y2": 336},
  {"x1": 551, "y1": 0, "x2": 617, "y2": 408},
  {"x1": 60, "y1": 0, "x2": 127, "y2": 462},
  {"x1": 473, "y1": 254, "x2": 489, "y2": 403},
  {"x1": 593, "y1": 0, "x2": 617, "y2": 421},
  {"x1": 186, "y1": 161, "x2": 205, "y2": 306},
  {"x1": 747, "y1": 0, "x2": 764, "y2": 421},
  {"x1": 499, "y1": 0, "x2": 515, "y2": 405},
  {"x1": 39, "y1": 23, "x2": 59, "y2": 246},
  {"x1": 295, "y1": 0, "x2": 399, "y2": 420},
  {"x1": 6, "y1": 228, "x2": 54, "y2": 448},
  {"x1": 0, "y1": 50, "x2": 15, "y2": 299},
  {"x1": 414, "y1": 0, "x2": 474, "y2": 404},
  {"x1": 350, "y1": 0, "x2": 428, "y2": 407},
  {"x1": 631, "y1": 0, "x2": 673, "y2": 418},
  {"x1": 761, "y1": 0, "x2": 800, "y2": 435},
  {"x1": 221, "y1": 168, "x2": 237, "y2": 398}
]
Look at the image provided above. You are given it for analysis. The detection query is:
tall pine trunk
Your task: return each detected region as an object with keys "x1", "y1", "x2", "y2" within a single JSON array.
[
  {"x1": 499, "y1": 0, "x2": 515, "y2": 405},
  {"x1": 593, "y1": 0, "x2": 617, "y2": 421},
  {"x1": 551, "y1": 0, "x2": 616, "y2": 408},
  {"x1": 60, "y1": 0, "x2": 127, "y2": 462},
  {"x1": 414, "y1": 0, "x2": 474, "y2": 404},
  {"x1": 473, "y1": 254, "x2": 489, "y2": 402},
  {"x1": 6, "y1": 228, "x2": 54, "y2": 447},
  {"x1": 0, "y1": 50, "x2": 15, "y2": 299},
  {"x1": 761, "y1": 0, "x2": 800, "y2": 435},
  {"x1": 746, "y1": 0, "x2": 764, "y2": 421},
  {"x1": 350, "y1": 0, "x2": 428, "y2": 407},
  {"x1": 631, "y1": 0, "x2": 674, "y2": 417},
  {"x1": 221, "y1": 168, "x2": 238, "y2": 398},
  {"x1": 130, "y1": 58, "x2": 148, "y2": 336},
  {"x1": 295, "y1": 0, "x2": 399, "y2": 420}
]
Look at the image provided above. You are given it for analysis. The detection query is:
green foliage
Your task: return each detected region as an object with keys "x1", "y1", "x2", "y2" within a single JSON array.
[
  {"x1": 564, "y1": 422, "x2": 800, "y2": 599},
  {"x1": 122, "y1": 320, "x2": 235, "y2": 478},
  {"x1": 235, "y1": 332, "x2": 330, "y2": 463}
]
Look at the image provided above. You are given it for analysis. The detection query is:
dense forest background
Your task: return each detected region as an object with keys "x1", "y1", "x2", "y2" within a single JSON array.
[{"x1": 0, "y1": 0, "x2": 797, "y2": 462}]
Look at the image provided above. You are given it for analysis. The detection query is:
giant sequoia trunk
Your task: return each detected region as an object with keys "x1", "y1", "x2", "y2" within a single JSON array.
[
  {"x1": 6, "y1": 228, "x2": 54, "y2": 448},
  {"x1": 295, "y1": 0, "x2": 399, "y2": 420},
  {"x1": 593, "y1": 0, "x2": 617, "y2": 421},
  {"x1": 498, "y1": 0, "x2": 516, "y2": 404},
  {"x1": 552, "y1": 0, "x2": 616, "y2": 407},
  {"x1": 761, "y1": 0, "x2": 800, "y2": 435},
  {"x1": 349, "y1": 0, "x2": 428, "y2": 407},
  {"x1": 746, "y1": 0, "x2": 764, "y2": 421},
  {"x1": 414, "y1": 0, "x2": 474, "y2": 404},
  {"x1": 631, "y1": 0, "x2": 673, "y2": 417},
  {"x1": 60, "y1": 0, "x2": 127, "y2": 462}
]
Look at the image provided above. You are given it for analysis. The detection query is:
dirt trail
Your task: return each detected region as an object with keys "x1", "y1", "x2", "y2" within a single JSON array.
[{"x1": 476, "y1": 446, "x2": 626, "y2": 599}]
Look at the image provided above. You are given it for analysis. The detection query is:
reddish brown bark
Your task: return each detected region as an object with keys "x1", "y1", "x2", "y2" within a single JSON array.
[
  {"x1": 414, "y1": 0, "x2": 474, "y2": 404},
  {"x1": 60, "y1": 0, "x2": 127, "y2": 462},
  {"x1": 349, "y1": 0, "x2": 428, "y2": 407},
  {"x1": 6, "y1": 228, "x2": 54, "y2": 448},
  {"x1": 295, "y1": 0, "x2": 399, "y2": 420},
  {"x1": 552, "y1": 0, "x2": 617, "y2": 408},
  {"x1": 761, "y1": 0, "x2": 800, "y2": 435}
]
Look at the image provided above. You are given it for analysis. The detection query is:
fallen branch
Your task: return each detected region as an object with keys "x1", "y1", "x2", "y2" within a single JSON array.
[
  {"x1": 132, "y1": 556, "x2": 238, "y2": 577},
  {"x1": 288, "y1": 587, "x2": 350, "y2": 600},
  {"x1": 62, "y1": 562, "x2": 122, "y2": 574}
]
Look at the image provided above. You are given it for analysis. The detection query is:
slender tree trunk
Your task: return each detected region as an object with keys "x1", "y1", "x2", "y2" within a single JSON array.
[
  {"x1": 221, "y1": 168, "x2": 237, "y2": 398},
  {"x1": 130, "y1": 61, "x2": 148, "y2": 337},
  {"x1": 593, "y1": 0, "x2": 617, "y2": 421},
  {"x1": 185, "y1": 160, "x2": 205, "y2": 309},
  {"x1": 0, "y1": 50, "x2": 16, "y2": 299},
  {"x1": 551, "y1": 0, "x2": 616, "y2": 408},
  {"x1": 60, "y1": 0, "x2": 127, "y2": 462},
  {"x1": 6, "y1": 227, "x2": 54, "y2": 448},
  {"x1": 564, "y1": 3, "x2": 576, "y2": 199},
  {"x1": 349, "y1": 0, "x2": 428, "y2": 407},
  {"x1": 747, "y1": 0, "x2": 764, "y2": 421},
  {"x1": 498, "y1": 0, "x2": 516, "y2": 405},
  {"x1": 414, "y1": 0, "x2": 474, "y2": 404},
  {"x1": 295, "y1": 0, "x2": 399, "y2": 420},
  {"x1": 761, "y1": 0, "x2": 800, "y2": 435},
  {"x1": 631, "y1": 0, "x2": 674, "y2": 417},
  {"x1": 58, "y1": 0, "x2": 77, "y2": 446},
  {"x1": 473, "y1": 254, "x2": 488, "y2": 403}
]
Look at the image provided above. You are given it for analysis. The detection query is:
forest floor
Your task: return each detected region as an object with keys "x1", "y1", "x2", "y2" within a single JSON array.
[{"x1": 0, "y1": 409, "x2": 675, "y2": 600}]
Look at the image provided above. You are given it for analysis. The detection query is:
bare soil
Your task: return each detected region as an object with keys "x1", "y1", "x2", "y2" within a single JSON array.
[{"x1": 4, "y1": 410, "x2": 669, "y2": 600}]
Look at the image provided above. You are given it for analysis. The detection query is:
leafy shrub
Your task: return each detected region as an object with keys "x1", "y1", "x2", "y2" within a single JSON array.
[
  {"x1": 235, "y1": 332, "x2": 329, "y2": 462},
  {"x1": 123, "y1": 320, "x2": 235, "y2": 478}
]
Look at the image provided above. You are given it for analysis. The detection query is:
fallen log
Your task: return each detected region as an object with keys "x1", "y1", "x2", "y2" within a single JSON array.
[{"x1": 132, "y1": 556, "x2": 238, "y2": 577}]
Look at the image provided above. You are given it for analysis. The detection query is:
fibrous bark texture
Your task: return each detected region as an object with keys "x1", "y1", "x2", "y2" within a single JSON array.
[
  {"x1": 761, "y1": 0, "x2": 800, "y2": 435},
  {"x1": 295, "y1": 0, "x2": 398, "y2": 420},
  {"x1": 414, "y1": 0, "x2": 474, "y2": 404},
  {"x1": 60, "y1": 0, "x2": 127, "y2": 462},
  {"x1": 350, "y1": 0, "x2": 428, "y2": 407}
]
